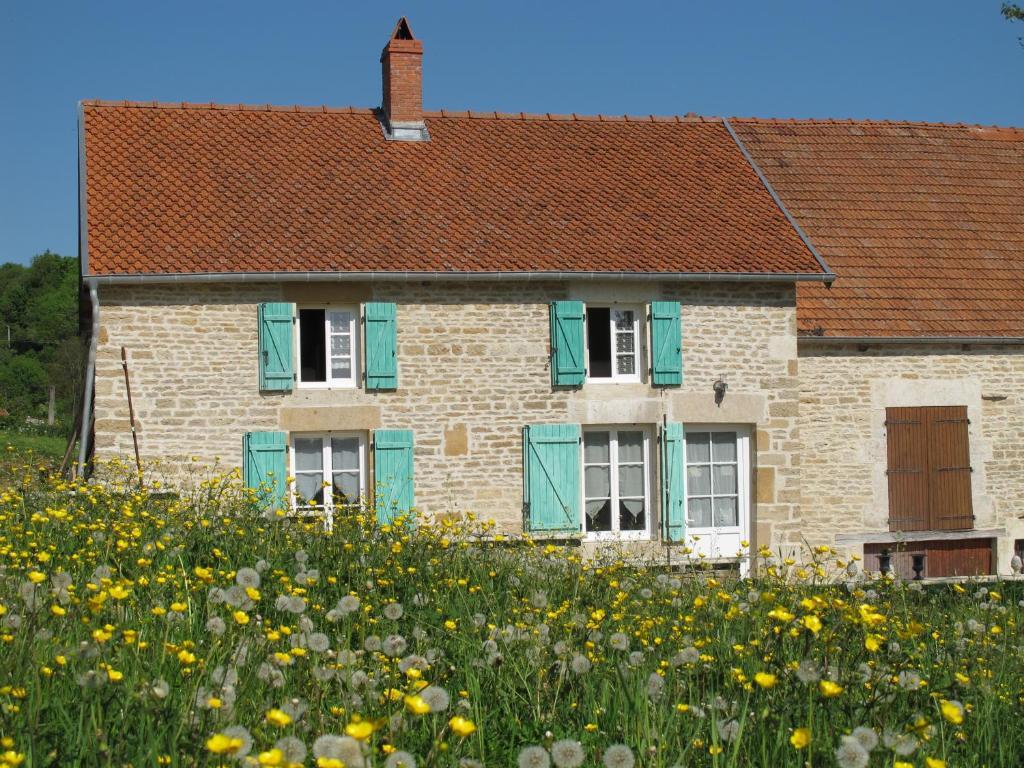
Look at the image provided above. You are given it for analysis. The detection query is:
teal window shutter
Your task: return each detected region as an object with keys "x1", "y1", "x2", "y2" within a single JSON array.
[
  {"x1": 650, "y1": 301, "x2": 683, "y2": 387},
  {"x1": 660, "y1": 422, "x2": 685, "y2": 542},
  {"x1": 243, "y1": 431, "x2": 289, "y2": 512},
  {"x1": 373, "y1": 428, "x2": 414, "y2": 523},
  {"x1": 549, "y1": 301, "x2": 585, "y2": 387},
  {"x1": 258, "y1": 302, "x2": 295, "y2": 392},
  {"x1": 523, "y1": 423, "x2": 582, "y2": 532},
  {"x1": 365, "y1": 302, "x2": 398, "y2": 391}
]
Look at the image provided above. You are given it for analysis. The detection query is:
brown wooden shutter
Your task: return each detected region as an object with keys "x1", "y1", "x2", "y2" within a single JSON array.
[
  {"x1": 926, "y1": 406, "x2": 974, "y2": 530},
  {"x1": 886, "y1": 407, "x2": 930, "y2": 531}
]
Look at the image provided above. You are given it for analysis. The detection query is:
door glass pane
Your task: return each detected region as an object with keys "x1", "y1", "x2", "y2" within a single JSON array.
[
  {"x1": 711, "y1": 432, "x2": 737, "y2": 462},
  {"x1": 688, "y1": 497, "x2": 712, "y2": 528},
  {"x1": 686, "y1": 433, "x2": 710, "y2": 463},
  {"x1": 583, "y1": 432, "x2": 610, "y2": 463},
  {"x1": 616, "y1": 354, "x2": 636, "y2": 375},
  {"x1": 331, "y1": 361, "x2": 352, "y2": 380},
  {"x1": 713, "y1": 497, "x2": 738, "y2": 527},
  {"x1": 687, "y1": 465, "x2": 711, "y2": 495},
  {"x1": 613, "y1": 309, "x2": 634, "y2": 330},
  {"x1": 584, "y1": 465, "x2": 611, "y2": 499},
  {"x1": 332, "y1": 471, "x2": 361, "y2": 505},
  {"x1": 712, "y1": 464, "x2": 737, "y2": 495},
  {"x1": 585, "y1": 499, "x2": 612, "y2": 532},
  {"x1": 619, "y1": 464, "x2": 644, "y2": 498},
  {"x1": 294, "y1": 438, "x2": 323, "y2": 472},
  {"x1": 619, "y1": 499, "x2": 645, "y2": 531},
  {"x1": 617, "y1": 432, "x2": 643, "y2": 463},
  {"x1": 295, "y1": 474, "x2": 322, "y2": 505},
  {"x1": 615, "y1": 330, "x2": 635, "y2": 353},
  {"x1": 332, "y1": 438, "x2": 360, "y2": 471}
]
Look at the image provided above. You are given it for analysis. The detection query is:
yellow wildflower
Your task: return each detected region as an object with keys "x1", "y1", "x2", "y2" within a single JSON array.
[
  {"x1": 819, "y1": 680, "x2": 843, "y2": 697},
  {"x1": 404, "y1": 694, "x2": 431, "y2": 715},
  {"x1": 449, "y1": 716, "x2": 477, "y2": 737},
  {"x1": 345, "y1": 720, "x2": 374, "y2": 741},
  {"x1": 754, "y1": 672, "x2": 777, "y2": 689},
  {"x1": 790, "y1": 728, "x2": 810, "y2": 749},
  {"x1": 265, "y1": 708, "x2": 292, "y2": 727},
  {"x1": 206, "y1": 734, "x2": 243, "y2": 755}
]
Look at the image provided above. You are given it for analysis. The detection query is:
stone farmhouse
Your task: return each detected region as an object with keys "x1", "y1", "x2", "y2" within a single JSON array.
[{"x1": 77, "y1": 18, "x2": 1024, "y2": 576}]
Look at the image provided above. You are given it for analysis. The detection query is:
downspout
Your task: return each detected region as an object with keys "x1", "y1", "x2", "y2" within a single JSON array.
[{"x1": 76, "y1": 281, "x2": 99, "y2": 477}]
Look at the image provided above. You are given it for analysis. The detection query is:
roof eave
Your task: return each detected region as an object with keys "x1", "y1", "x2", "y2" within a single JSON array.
[{"x1": 83, "y1": 270, "x2": 835, "y2": 286}]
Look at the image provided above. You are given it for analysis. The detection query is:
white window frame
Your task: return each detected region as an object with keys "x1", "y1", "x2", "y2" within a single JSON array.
[
  {"x1": 289, "y1": 432, "x2": 367, "y2": 530},
  {"x1": 683, "y1": 425, "x2": 751, "y2": 561},
  {"x1": 580, "y1": 426, "x2": 653, "y2": 541},
  {"x1": 296, "y1": 306, "x2": 360, "y2": 389},
  {"x1": 584, "y1": 305, "x2": 643, "y2": 384}
]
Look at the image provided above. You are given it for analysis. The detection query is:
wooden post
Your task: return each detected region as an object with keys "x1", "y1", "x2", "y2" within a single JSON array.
[
  {"x1": 47, "y1": 386, "x2": 55, "y2": 426},
  {"x1": 121, "y1": 346, "x2": 143, "y2": 482}
]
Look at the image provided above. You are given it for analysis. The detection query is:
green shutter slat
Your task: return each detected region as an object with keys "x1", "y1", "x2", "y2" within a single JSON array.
[
  {"x1": 243, "y1": 431, "x2": 289, "y2": 512},
  {"x1": 650, "y1": 301, "x2": 683, "y2": 387},
  {"x1": 660, "y1": 422, "x2": 685, "y2": 542},
  {"x1": 523, "y1": 423, "x2": 581, "y2": 532},
  {"x1": 549, "y1": 301, "x2": 585, "y2": 388},
  {"x1": 365, "y1": 302, "x2": 398, "y2": 391},
  {"x1": 258, "y1": 302, "x2": 295, "y2": 392},
  {"x1": 374, "y1": 428, "x2": 414, "y2": 523}
]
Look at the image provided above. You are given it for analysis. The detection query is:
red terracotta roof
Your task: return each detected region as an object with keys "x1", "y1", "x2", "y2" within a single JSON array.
[
  {"x1": 80, "y1": 101, "x2": 825, "y2": 278},
  {"x1": 732, "y1": 119, "x2": 1024, "y2": 338}
]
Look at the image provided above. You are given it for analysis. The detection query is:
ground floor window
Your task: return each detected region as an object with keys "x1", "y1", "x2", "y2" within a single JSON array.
[
  {"x1": 684, "y1": 427, "x2": 750, "y2": 558},
  {"x1": 583, "y1": 428, "x2": 651, "y2": 539},
  {"x1": 291, "y1": 433, "x2": 367, "y2": 521}
]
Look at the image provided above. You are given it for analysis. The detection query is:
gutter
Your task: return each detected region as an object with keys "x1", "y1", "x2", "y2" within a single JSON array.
[
  {"x1": 77, "y1": 283, "x2": 99, "y2": 477},
  {"x1": 799, "y1": 335, "x2": 1024, "y2": 346},
  {"x1": 84, "y1": 269, "x2": 834, "y2": 285},
  {"x1": 722, "y1": 118, "x2": 836, "y2": 285}
]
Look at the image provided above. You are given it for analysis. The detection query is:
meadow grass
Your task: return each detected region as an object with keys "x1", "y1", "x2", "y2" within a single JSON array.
[
  {"x1": 0, "y1": 455, "x2": 1021, "y2": 767},
  {"x1": 0, "y1": 431, "x2": 68, "y2": 461}
]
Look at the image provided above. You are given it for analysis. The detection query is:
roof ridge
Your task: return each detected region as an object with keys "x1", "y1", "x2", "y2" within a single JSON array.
[{"x1": 729, "y1": 115, "x2": 1024, "y2": 133}]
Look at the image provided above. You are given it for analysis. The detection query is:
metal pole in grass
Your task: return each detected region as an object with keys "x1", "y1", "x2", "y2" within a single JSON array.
[{"x1": 121, "y1": 346, "x2": 143, "y2": 484}]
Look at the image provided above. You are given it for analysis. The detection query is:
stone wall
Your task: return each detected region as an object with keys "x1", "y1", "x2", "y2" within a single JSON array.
[
  {"x1": 798, "y1": 343, "x2": 1024, "y2": 574},
  {"x1": 93, "y1": 280, "x2": 799, "y2": 545}
]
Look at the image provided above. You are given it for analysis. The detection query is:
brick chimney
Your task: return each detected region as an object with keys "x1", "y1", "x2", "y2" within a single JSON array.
[{"x1": 380, "y1": 17, "x2": 428, "y2": 141}]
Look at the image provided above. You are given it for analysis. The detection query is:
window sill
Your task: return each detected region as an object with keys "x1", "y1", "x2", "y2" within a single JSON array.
[
  {"x1": 296, "y1": 382, "x2": 359, "y2": 390},
  {"x1": 835, "y1": 528, "x2": 1005, "y2": 546}
]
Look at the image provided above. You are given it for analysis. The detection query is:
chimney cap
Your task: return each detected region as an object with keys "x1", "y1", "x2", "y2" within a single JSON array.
[{"x1": 390, "y1": 16, "x2": 415, "y2": 41}]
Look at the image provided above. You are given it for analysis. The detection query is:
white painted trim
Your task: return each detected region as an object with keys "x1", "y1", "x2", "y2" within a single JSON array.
[
  {"x1": 289, "y1": 431, "x2": 368, "y2": 530},
  {"x1": 581, "y1": 426, "x2": 653, "y2": 541},
  {"x1": 683, "y1": 425, "x2": 752, "y2": 561},
  {"x1": 295, "y1": 305, "x2": 360, "y2": 389}
]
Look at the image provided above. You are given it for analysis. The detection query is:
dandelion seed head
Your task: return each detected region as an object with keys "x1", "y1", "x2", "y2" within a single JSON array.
[{"x1": 517, "y1": 745, "x2": 551, "y2": 768}]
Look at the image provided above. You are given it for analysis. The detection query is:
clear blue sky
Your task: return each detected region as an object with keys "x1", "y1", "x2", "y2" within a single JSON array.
[{"x1": 1, "y1": 1, "x2": 1021, "y2": 266}]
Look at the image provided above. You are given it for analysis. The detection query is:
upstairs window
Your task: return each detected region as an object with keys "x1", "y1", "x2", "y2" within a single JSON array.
[
  {"x1": 291, "y1": 433, "x2": 366, "y2": 519},
  {"x1": 298, "y1": 308, "x2": 359, "y2": 387},
  {"x1": 586, "y1": 306, "x2": 640, "y2": 383}
]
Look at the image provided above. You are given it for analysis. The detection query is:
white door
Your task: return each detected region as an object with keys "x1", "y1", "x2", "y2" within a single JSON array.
[{"x1": 683, "y1": 428, "x2": 751, "y2": 561}]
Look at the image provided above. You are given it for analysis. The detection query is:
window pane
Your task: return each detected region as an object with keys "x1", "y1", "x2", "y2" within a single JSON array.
[
  {"x1": 686, "y1": 433, "x2": 710, "y2": 463},
  {"x1": 585, "y1": 499, "x2": 612, "y2": 532},
  {"x1": 584, "y1": 465, "x2": 611, "y2": 499},
  {"x1": 687, "y1": 497, "x2": 712, "y2": 528},
  {"x1": 331, "y1": 437, "x2": 360, "y2": 471},
  {"x1": 619, "y1": 499, "x2": 645, "y2": 531},
  {"x1": 713, "y1": 497, "x2": 738, "y2": 527},
  {"x1": 330, "y1": 335, "x2": 351, "y2": 356},
  {"x1": 295, "y1": 473, "x2": 323, "y2": 505},
  {"x1": 331, "y1": 361, "x2": 352, "y2": 380},
  {"x1": 294, "y1": 438, "x2": 323, "y2": 472},
  {"x1": 332, "y1": 471, "x2": 361, "y2": 505},
  {"x1": 586, "y1": 307, "x2": 612, "y2": 378},
  {"x1": 329, "y1": 310, "x2": 353, "y2": 333},
  {"x1": 712, "y1": 464, "x2": 737, "y2": 495},
  {"x1": 298, "y1": 309, "x2": 326, "y2": 382},
  {"x1": 616, "y1": 354, "x2": 636, "y2": 376},
  {"x1": 711, "y1": 432, "x2": 737, "y2": 462},
  {"x1": 613, "y1": 309, "x2": 634, "y2": 331},
  {"x1": 615, "y1": 330, "x2": 635, "y2": 353},
  {"x1": 617, "y1": 432, "x2": 643, "y2": 463},
  {"x1": 687, "y1": 465, "x2": 711, "y2": 495},
  {"x1": 583, "y1": 431, "x2": 610, "y2": 464},
  {"x1": 619, "y1": 464, "x2": 644, "y2": 498}
]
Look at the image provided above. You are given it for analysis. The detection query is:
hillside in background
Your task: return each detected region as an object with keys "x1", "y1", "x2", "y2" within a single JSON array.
[{"x1": 0, "y1": 251, "x2": 81, "y2": 434}]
